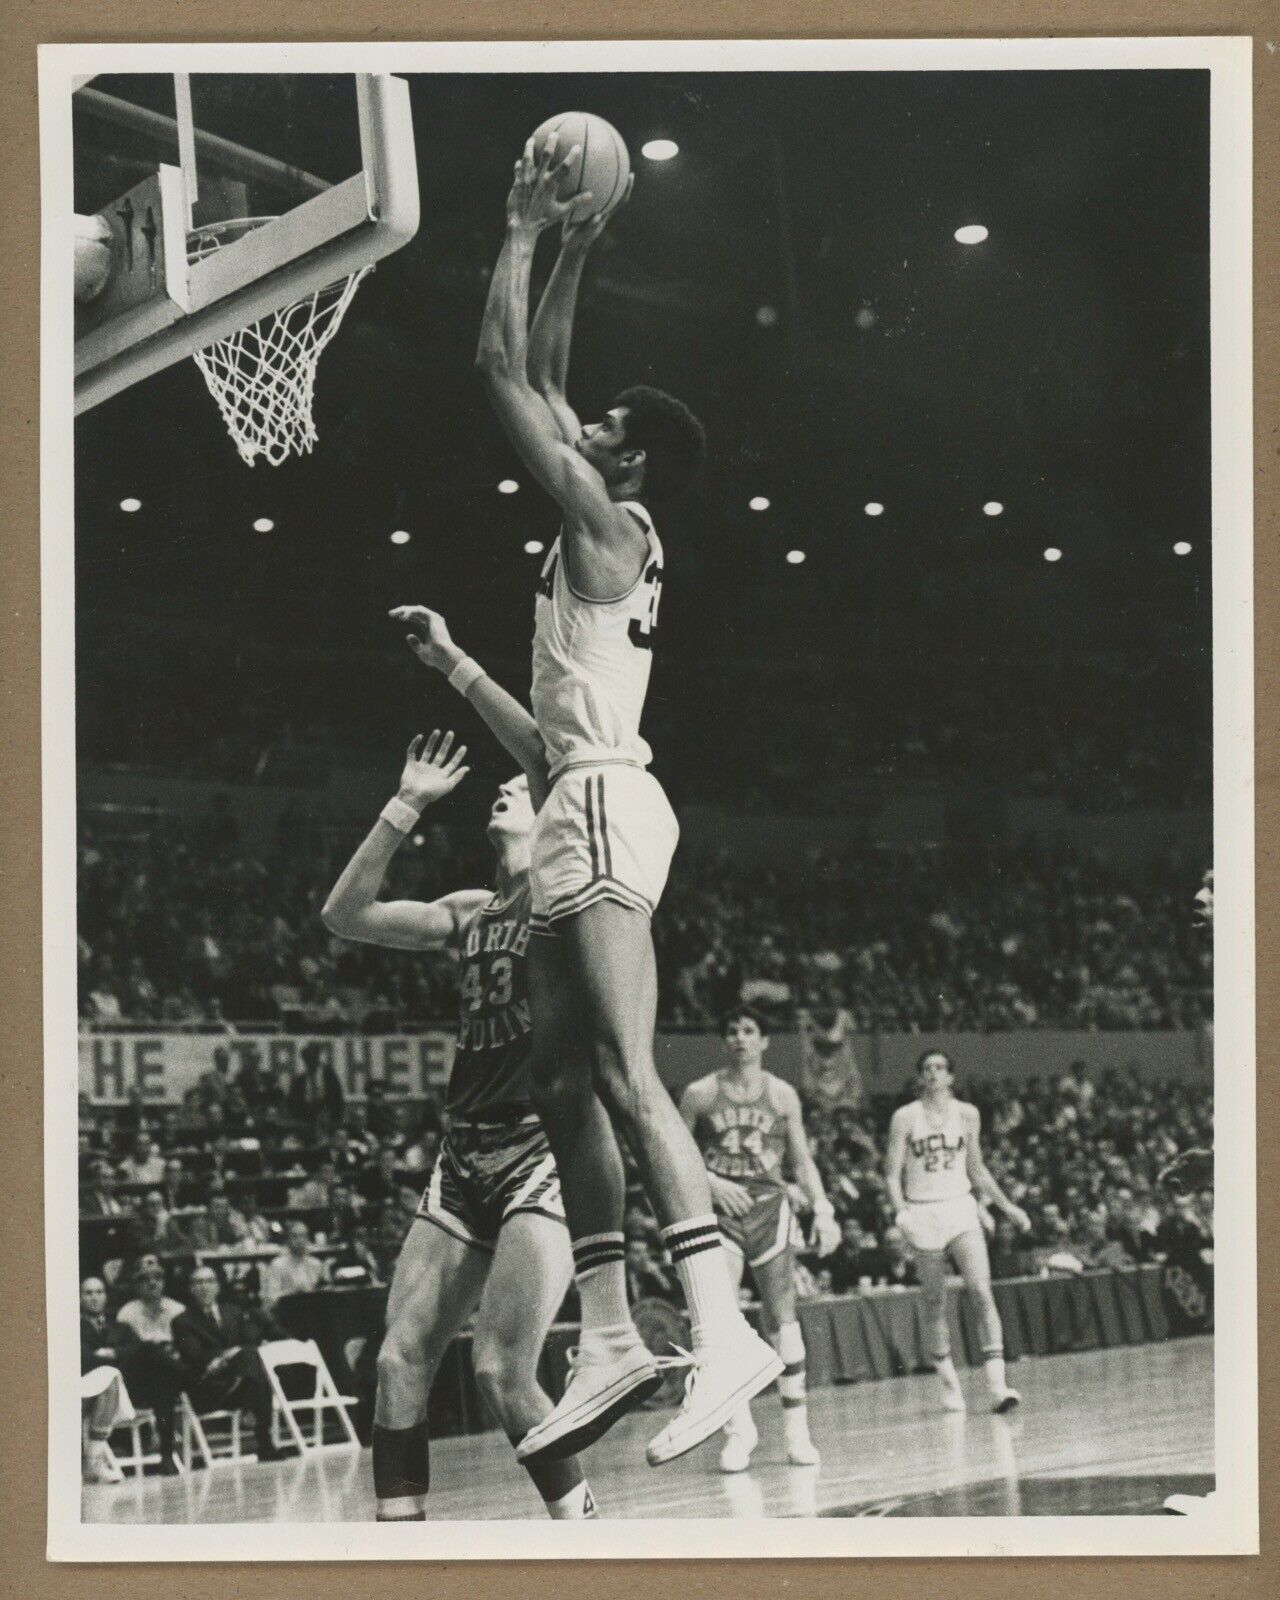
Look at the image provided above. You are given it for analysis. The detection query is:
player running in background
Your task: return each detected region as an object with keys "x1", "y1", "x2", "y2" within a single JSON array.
[
  {"x1": 884, "y1": 1050, "x2": 1031, "y2": 1414},
  {"x1": 681, "y1": 1007, "x2": 841, "y2": 1473},
  {"x1": 322, "y1": 673, "x2": 594, "y2": 1520},
  {"x1": 472, "y1": 133, "x2": 781, "y2": 1469}
]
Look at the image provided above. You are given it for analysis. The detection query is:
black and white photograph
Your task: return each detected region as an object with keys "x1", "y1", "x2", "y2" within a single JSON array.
[{"x1": 40, "y1": 36, "x2": 1255, "y2": 1559}]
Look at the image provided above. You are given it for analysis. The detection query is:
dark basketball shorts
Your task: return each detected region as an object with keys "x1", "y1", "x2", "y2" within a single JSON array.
[
  {"x1": 717, "y1": 1186, "x2": 802, "y2": 1270},
  {"x1": 417, "y1": 1111, "x2": 566, "y2": 1253}
]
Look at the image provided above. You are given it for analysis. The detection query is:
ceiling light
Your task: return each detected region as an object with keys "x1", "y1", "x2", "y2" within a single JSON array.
[
  {"x1": 863, "y1": 502, "x2": 884, "y2": 517},
  {"x1": 641, "y1": 139, "x2": 679, "y2": 161},
  {"x1": 1173, "y1": 541, "x2": 1192, "y2": 556},
  {"x1": 524, "y1": 540, "x2": 544, "y2": 555},
  {"x1": 749, "y1": 496, "x2": 771, "y2": 512},
  {"x1": 955, "y1": 224, "x2": 989, "y2": 245},
  {"x1": 983, "y1": 501, "x2": 1004, "y2": 517},
  {"x1": 1043, "y1": 547, "x2": 1062, "y2": 563},
  {"x1": 119, "y1": 497, "x2": 141, "y2": 513},
  {"x1": 253, "y1": 517, "x2": 274, "y2": 532},
  {"x1": 390, "y1": 529, "x2": 411, "y2": 546},
  {"x1": 785, "y1": 549, "x2": 806, "y2": 565},
  {"x1": 498, "y1": 479, "x2": 519, "y2": 495}
]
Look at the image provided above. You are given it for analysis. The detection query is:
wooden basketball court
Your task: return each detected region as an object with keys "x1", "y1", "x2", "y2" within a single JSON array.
[{"x1": 83, "y1": 1335, "x2": 1213, "y2": 1524}]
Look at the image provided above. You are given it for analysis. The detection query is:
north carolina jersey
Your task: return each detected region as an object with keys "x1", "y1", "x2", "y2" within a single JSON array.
[
  {"x1": 692, "y1": 1071, "x2": 791, "y2": 1193},
  {"x1": 446, "y1": 883, "x2": 535, "y2": 1121},
  {"x1": 901, "y1": 1099, "x2": 971, "y2": 1203},
  {"x1": 531, "y1": 502, "x2": 663, "y2": 780}
]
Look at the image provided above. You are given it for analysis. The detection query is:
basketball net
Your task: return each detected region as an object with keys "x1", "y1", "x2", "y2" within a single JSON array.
[{"x1": 188, "y1": 219, "x2": 370, "y2": 467}]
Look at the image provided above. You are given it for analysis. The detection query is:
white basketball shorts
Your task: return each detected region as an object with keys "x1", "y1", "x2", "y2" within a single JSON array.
[
  {"x1": 529, "y1": 763, "x2": 679, "y2": 934},
  {"x1": 897, "y1": 1192, "x2": 982, "y2": 1255}
]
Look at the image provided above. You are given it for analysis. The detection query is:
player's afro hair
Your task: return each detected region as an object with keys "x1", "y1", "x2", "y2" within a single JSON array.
[{"x1": 613, "y1": 385, "x2": 707, "y2": 504}]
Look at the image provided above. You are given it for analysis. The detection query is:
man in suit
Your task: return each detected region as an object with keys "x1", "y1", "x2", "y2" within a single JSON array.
[
  {"x1": 187, "y1": 1192, "x2": 251, "y2": 1251},
  {"x1": 129, "y1": 1188, "x2": 193, "y2": 1256},
  {"x1": 80, "y1": 1275, "x2": 132, "y2": 1483},
  {"x1": 81, "y1": 1156, "x2": 124, "y2": 1218},
  {"x1": 286, "y1": 1042, "x2": 345, "y2": 1135},
  {"x1": 172, "y1": 1265, "x2": 283, "y2": 1462}
]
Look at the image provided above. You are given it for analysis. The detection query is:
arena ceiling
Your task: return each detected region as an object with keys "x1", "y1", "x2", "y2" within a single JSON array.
[{"x1": 74, "y1": 68, "x2": 1210, "y2": 691}]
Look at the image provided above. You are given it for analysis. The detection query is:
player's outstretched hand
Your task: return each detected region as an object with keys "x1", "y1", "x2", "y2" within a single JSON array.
[
  {"x1": 390, "y1": 605, "x2": 461, "y2": 675},
  {"x1": 398, "y1": 730, "x2": 470, "y2": 809},
  {"x1": 561, "y1": 171, "x2": 634, "y2": 250},
  {"x1": 507, "y1": 132, "x2": 590, "y2": 234}
]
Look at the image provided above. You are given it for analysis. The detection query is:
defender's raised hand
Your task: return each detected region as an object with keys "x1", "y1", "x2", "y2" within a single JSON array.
[
  {"x1": 397, "y1": 731, "x2": 470, "y2": 810},
  {"x1": 390, "y1": 604, "x2": 463, "y2": 675}
]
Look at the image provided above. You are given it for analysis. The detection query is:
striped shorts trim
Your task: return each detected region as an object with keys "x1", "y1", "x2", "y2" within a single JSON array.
[
  {"x1": 718, "y1": 1190, "x2": 800, "y2": 1270},
  {"x1": 529, "y1": 764, "x2": 678, "y2": 933},
  {"x1": 416, "y1": 1117, "x2": 566, "y2": 1252}
]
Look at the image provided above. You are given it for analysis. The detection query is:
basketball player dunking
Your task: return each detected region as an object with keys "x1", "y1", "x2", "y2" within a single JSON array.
[
  {"x1": 321, "y1": 656, "x2": 596, "y2": 1520},
  {"x1": 884, "y1": 1050, "x2": 1031, "y2": 1413},
  {"x1": 681, "y1": 1007, "x2": 841, "y2": 1473},
  {"x1": 472, "y1": 133, "x2": 782, "y2": 1466}
]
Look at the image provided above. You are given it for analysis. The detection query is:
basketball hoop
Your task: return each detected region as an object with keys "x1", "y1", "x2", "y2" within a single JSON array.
[{"x1": 187, "y1": 218, "x2": 370, "y2": 467}]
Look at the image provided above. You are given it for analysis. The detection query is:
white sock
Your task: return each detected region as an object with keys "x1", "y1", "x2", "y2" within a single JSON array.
[
  {"x1": 571, "y1": 1233, "x2": 634, "y2": 1337},
  {"x1": 376, "y1": 1493, "x2": 427, "y2": 1521},
  {"x1": 774, "y1": 1320, "x2": 807, "y2": 1411},
  {"x1": 984, "y1": 1355, "x2": 1008, "y2": 1392},
  {"x1": 546, "y1": 1479, "x2": 596, "y2": 1519},
  {"x1": 661, "y1": 1216, "x2": 746, "y2": 1343},
  {"x1": 723, "y1": 1402, "x2": 756, "y2": 1441},
  {"x1": 576, "y1": 1267, "x2": 634, "y2": 1338}
]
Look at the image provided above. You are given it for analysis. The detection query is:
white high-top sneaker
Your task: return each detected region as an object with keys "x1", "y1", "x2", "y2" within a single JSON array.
[
  {"x1": 647, "y1": 1327, "x2": 783, "y2": 1467},
  {"x1": 516, "y1": 1333, "x2": 661, "y2": 1464},
  {"x1": 783, "y1": 1410, "x2": 820, "y2": 1467}
]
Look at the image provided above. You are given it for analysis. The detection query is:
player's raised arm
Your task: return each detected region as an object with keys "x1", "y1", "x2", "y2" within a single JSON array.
[
  {"x1": 779, "y1": 1083, "x2": 840, "y2": 1256},
  {"x1": 475, "y1": 138, "x2": 619, "y2": 536},
  {"x1": 321, "y1": 731, "x2": 486, "y2": 949},
  {"x1": 527, "y1": 180, "x2": 633, "y2": 443},
  {"x1": 390, "y1": 604, "x2": 551, "y2": 810},
  {"x1": 962, "y1": 1106, "x2": 1031, "y2": 1233}
]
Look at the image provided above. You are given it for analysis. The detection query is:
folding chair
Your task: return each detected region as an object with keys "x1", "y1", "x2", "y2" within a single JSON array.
[
  {"x1": 179, "y1": 1393, "x2": 254, "y2": 1470},
  {"x1": 107, "y1": 1407, "x2": 176, "y2": 1477},
  {"x1": 259, "y1": 1338, "x2": 359, "y2": 1454}
]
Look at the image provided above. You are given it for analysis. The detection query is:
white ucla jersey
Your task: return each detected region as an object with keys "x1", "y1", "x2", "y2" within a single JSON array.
[
  {"x1": 902, "y1": 1099, "x2": 972, "y2": 1203},
  {"x1": 531, "y1": 502, "x2": 664, "y2": 780}
]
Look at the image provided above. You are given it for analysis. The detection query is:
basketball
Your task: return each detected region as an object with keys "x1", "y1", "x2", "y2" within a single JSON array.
[{"x1": 530, "y1": 112, "x2": 631, "y2": 221}]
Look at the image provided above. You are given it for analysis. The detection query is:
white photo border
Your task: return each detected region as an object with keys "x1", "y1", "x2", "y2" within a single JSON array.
[{"x1": 40, "y1": 33, "x2": 1256, "y2": 1560}]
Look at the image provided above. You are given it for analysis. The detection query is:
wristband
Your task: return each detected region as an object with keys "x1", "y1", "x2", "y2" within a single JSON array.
[
  {"x1": 447, "y1": 655, "x2": 485, "y2": 697},
  {"x1": 379, "y1": 796, "x2": 422, "y2": 835}
]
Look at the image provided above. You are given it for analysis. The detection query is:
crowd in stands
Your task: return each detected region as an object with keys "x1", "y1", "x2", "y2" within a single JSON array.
[
  {"x1": 78, "y1": 808, "x2": 1211, "y2": 1033},
  {"x1": 79, "y1": 1049, "x2": 1212, "y2": 1477},
  {"x1": 78, "y1": 625, "x2": 1210, "y2": 817},
  {"x1": 657, "y1": 844, "x2": 1212, "y2": 1031}
]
